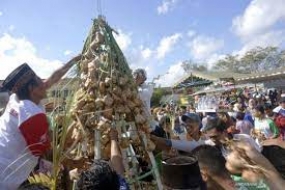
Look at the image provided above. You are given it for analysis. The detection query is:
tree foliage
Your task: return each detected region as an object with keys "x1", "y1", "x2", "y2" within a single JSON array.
[
  {"x1": 181, "y1": 60, "x2": 208, "y2": 73},
  {"x1": 213, "y1": 46, "x2": 285, "y2": 74},
  {"x1": 151, "y1": 87, "x2": 168, "y2": 107}
]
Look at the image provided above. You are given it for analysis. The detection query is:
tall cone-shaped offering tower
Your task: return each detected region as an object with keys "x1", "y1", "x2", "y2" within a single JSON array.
[{"x1": 63, "y1": 16, "x2": 162, "y2": 189}]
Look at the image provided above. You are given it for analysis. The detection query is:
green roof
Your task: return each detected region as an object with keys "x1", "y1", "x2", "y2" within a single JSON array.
[{"x1": 173, "y1": 71, "x2": 248, "y2": 88}]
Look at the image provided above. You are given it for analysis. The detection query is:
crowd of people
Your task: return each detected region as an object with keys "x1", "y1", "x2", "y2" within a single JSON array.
[
  {"x1": 1, "y1": 59, "x2": 285, "y2": 190},
  {"x1": 148, "y1": 89, "x2": 285, "y2": 189}
]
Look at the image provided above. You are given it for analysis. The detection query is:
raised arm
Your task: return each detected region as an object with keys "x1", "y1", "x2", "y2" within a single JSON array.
[
  {"x1": 226, "y1": 141, "x2": 285, "y2": 190},
  {"x1": 44, "y1": 54, "x2": 82, "y2": 89},
  {"x1": 109, "y1": 128, "x2": 125, "y2": 176},
  {"x1": 150, "y1": 135, "x2": 204, "y2": 153}
]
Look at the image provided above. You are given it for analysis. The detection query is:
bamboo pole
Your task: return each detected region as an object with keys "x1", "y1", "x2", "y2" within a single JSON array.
[
  {"x1": 142, "y1": 134, "x2": 163, "y2": 190},
  {"x1": 94, "y1": 129, "x2": 101, "y2": 160}
]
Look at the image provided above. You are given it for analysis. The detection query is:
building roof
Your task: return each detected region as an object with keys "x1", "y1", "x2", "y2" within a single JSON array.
[
  {"x1": 236, "y1": 67, "x2": 285, "y2": 84},
  {"x1": 173, "y1": 71, "x2": 248, "y2": 89},
  {"x1": 173, "y1": 75, "x2": 213, "y2": 89},
  {"x1": 174, "y1": 66, "x2": 285, "y2": 89}
]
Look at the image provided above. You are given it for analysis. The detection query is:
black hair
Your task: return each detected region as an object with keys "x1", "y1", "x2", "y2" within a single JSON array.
[
  {"x1": 192, "y1": 145, "x2": 227, "y2": 177},
  {"x1": 235, "y1": 112, "x2": 245, "y2": 120},
  {"x1": 264, "y1": 103, "x2": 273, "y2": 110},
  {"x1": 18, "y1": 183, "x2": 50, "y2": 190},
  {"x1": 180, "y1": 105, "x2": 187, "y2": 110},
  {"x1": 76, "y1": 160, "x2": 120, "y2": 190},
  {"x1": 182, "y1": 113, "x2": 201, "y2": 125},
  {"x1": 16, "y1": 77, "x2": 39, "y2": 100},
  {"x1": 231, "y1": 116, "x2": 236, "y2": 123},
  {"x1": 254, "y1": 105, "x2": 265, "y2": 114},
  {"x1": 203, "y1": 117, "x2": 227, "y2": 133}
]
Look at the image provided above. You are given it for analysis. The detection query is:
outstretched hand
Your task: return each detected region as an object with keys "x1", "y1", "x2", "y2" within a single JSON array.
[
  {"x1": 226, "y1": 141, "x2": 278, "y2": 183},
  {"x1": 44, "y1": 54, "x2": 82, "y2": 89}
]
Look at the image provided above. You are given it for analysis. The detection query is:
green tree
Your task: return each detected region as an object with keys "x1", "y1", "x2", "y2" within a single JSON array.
[
  {"x1": 214, "y1": 54, "x2": 240, "y2": 72},
  {"x1": 213, "y1": 46, "x2": 281, "y2": 74},
  {"x1": 151, "y1": 88, "x2": 167, "y2": 107},
  {"x1": 181, "y1": 60, "x2": 208, "y2": 73},
  {"x1": 240, "y1": 46, "x2": 278, "y2": 73}
]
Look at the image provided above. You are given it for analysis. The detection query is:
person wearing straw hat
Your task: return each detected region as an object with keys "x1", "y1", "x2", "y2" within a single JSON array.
[{"x1": 0, "y1": 55, "x2": 81, "y2": 190}]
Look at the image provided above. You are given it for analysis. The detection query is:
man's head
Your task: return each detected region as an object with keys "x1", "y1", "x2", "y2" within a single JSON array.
[
  {"x1": 179, "y1": 105, "x2": 187, "y2": 115},
  {"x1": 76, "y1": 160, "x2": 120, "y2": 190},
  {"x1": 264, "y1": 104, "x2": 273, "y2": 116},
  {"x1": 280, "y1": 97, "x2": 285, "y2": 109},
  {"x1": 181, "y1": 113, "x2": 201, "y2": 137},
  {"x1": 133, "y1": 68, "x2": 147, "y2": 85},
  {"x1": 202, "y1": 117, "x2": 227, "y2": 145},
  {"x1": 2, "y1": 63, "x2": 47, "y2": 103},
  {"x1": 253, "y1": 105, "x2": 265, "y2": 118},
  {"x1": 248, "y1": 98, "x2": 256, "y2": 109},
  {"x1": 187, "y1": 103, "x2": 194, "y2": 110},
  {"x1": 235, "y1": 111, "x2": 245, "y2": 121},
  {"x1": 192, "y1": 145, "x2": 229, "y2": 189},
  {"x1": 217, "y1": 112, "x2": 230, "y2": 123}
]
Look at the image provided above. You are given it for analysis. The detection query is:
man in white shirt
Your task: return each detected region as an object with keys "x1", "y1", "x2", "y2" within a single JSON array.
[
  {"x1": 133, "y1": 69, "x2": 156, "y2": 130},
  {"x1": 151, "y1": 115, "x2": 260, "y2": 157}
]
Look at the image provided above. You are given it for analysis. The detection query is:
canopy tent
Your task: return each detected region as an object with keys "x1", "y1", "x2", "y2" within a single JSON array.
[
  {"x1": 173, "y1": 70, "x2": 249, "y2": 89},
  {"x1": 192, "y1": 83, "x2": 259, "y2": 96},
  {"x1": 173, "y1": 75, "x2": 213, "y2": 89}
]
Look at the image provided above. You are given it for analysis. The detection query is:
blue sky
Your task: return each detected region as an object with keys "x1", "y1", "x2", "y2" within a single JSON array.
[{"x1": 0, "y1": 0, "x2": 285, "y2": 87}]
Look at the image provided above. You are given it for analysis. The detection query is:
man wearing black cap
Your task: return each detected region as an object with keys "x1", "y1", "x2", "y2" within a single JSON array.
[{"x1": 0, "y1": 55, "x2": 81, "y2": 189}]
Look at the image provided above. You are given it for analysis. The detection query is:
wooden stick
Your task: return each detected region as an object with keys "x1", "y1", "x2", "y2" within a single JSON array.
[
  {"x1": 142, "y1": 134, "x2": 163, "y2": 190},
  {"x1": 94, "y1": 129, "x2": 101, "y2": 160}
]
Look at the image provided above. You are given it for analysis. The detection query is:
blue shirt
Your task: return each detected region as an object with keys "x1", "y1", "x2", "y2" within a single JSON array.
[{"x1": 118, "y1": 175, "x2": 130, "y2": 190}]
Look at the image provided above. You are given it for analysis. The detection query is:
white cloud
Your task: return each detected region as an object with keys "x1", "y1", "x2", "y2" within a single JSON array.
[
  {"x1": 187, "y1": 30, "x2": 196, "y2": 38},
  {"x1": 141, "y1": 48, "x2": 153, "y2": 59},
  {"x1": 8, "y1": 25, "x2": 15, "y2": 31},
  {"x1": 232, "y1": 0, "x2": 285, "y2": 40},
  {"x1": 235, "y1": 30, "x2": 285, "y2": 56},
  {"x1": 127, "y1": 46, "x2": 154, "y2": 74},
  {"x1": 154, "y1": 61, "x2": 186, "y2": 87},
  {"x1": 45, "y1": 46, "x2": 51, "y2": 51},
  {"x1": 0, "y1": 33, "x2": 63, "y2": 79},
  {"x1": 231, "y1": 0, "x2": 285, "y2": 57},
  {"x1": 206, "y1": 53, "x2": 226, "y2": 68},
  {"x1": 188, "y1": 35, "x2": 224, "y2": 60},
  {"x1": 157, "y1": 0, "x2": 178, "y2": 15},
  {"x1": 127, "y1": 46, "x2": 160, "y2": 83},
  {"x1": 123, "y1": 33, "x2": 182, "y2": 83},
  {"x1": 64, "y1": 50, "x2": 72, "y2": 56},
  {"x1": 113, "y1": 29, "x2": 132, "y2": 51},
  {"x1": 0, "y1": 11, "x2": 3, "y2": 16},
  {"x1": 156, "y1": 33, "x2": 181, "y2": 59}
]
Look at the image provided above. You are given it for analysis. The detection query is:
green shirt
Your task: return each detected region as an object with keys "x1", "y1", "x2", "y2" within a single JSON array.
[
  {"x1": 254, "y1": 118, "x2": 279, "y2": 138},
  {"x1": 232, "y1": 175, "x2": 269, "y2": 190}
]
